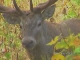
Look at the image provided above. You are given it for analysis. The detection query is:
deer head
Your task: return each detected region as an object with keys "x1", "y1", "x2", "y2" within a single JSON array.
[{"x1": 0, "y1": 0, "x2": 57, "y2": 50}]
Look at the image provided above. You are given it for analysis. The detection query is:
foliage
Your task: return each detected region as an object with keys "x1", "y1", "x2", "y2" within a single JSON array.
[
  {"x1": 74, "y1": 46, "x2": 80, "y2": 54},
  {"x1": 53, "y1": 0, "x2": 80, "y2": 22},
  {"x1": 46, "y1": 36, "x2": 59, "y2": 46},
  {"x1": 71, "y1": 0, "x2": 80, "y2": 5},
  {"x1": 48, "y1": 34, "x2": 80, "y2": 60},
  {"x1": 64, "y1": 0, "x2": 80, "y2": 19},
  {"x1": 51, "y1": 53, "x2": 66, "y2": 60}
]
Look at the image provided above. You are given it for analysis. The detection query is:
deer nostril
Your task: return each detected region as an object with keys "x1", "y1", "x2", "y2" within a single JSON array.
[
  {"x1": 27, "y1": 40, "x2": 33, "y2": 46},
  {"x1": 22, "y1": 40, "x2": 34, "y2": 48},
  {"x1": 29, "y1": 40, "x2": 33, "y2": 44},
  {"x1": 22, "y1": 37, "x2": 36, "y2": 49}
]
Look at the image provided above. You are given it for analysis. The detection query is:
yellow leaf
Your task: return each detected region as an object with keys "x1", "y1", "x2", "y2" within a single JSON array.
[
  {"x1": 47, "y1": 36, "x2": 59, "y2": 46},
  {"x1": 51, "y1": 53, "x2": 66, "y2": 60},
  {"x1": 73, "y1": 55, "x2": 80, "y2": 60},
  {"x1": 73, "y1": 38, "x2": 80, "y2": 47}
]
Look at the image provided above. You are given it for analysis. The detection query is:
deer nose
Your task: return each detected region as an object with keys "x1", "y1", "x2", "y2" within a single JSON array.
[{"x1": 22, "y1": 37, "x2": 36, "y2": 49}]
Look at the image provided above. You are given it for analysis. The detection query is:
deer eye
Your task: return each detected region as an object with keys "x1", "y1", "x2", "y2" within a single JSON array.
[
  {"x1": 37, "y1": 20, "x2": 42, "y2": 27},
  {"x1": 38, "y1": 22, "x2": 41, "y2": 27},
  {"x1": 20, "y1": 22, "x2": 23, "y2": 29},
  {"x1": 26, "y1": 13, "x2": 30, "y2": 16},
  {"x1": 20, "y1": 25, "x2": 22, "y2": 29}
]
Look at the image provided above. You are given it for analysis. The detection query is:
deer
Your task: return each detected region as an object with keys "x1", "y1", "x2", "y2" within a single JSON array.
[{"x1": 0, "y1": 0, "x2": 80, "y2": 60}]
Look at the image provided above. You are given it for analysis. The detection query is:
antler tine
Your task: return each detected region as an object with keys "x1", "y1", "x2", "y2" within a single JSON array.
[
  {"x1": 0, "y1": 4, "x2": 12, "y2": 13},
  {"x1": 13, "y1": 0, "x2": 23, "y2": 14},
  {"x1": 33, "y1": 0, "x2": 58, "y2": 12},
  {"x1": 0, "y1": 5, "x2": 7, "y2": 13},
  {"x1": 30, "y1": 0, "x2": 33, "y2": 12}
]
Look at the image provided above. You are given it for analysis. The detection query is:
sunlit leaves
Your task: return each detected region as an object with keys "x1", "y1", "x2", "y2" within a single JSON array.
[
  {"x1": 56, "y1": 0, "x2": 80, "y2": 20},
  {"x1": 71, "y1": 0, "x2": 80, "y2": 5},
  {"x1": 74, "y1": 47, "x2": 80, "y2": 54},
  {"x1": 5, "y1": 52, "x2": 11, "y2": 60},
  {"x1": 53, "y1": 34, "x2": 76, "y2": 50},
  {"x1": 46, "y1": 36, "x2": 59, "y2": 46},
  {"x1": 64, "y1": 10, "x2": 77, "y2": 19},
  {"x1": 66, "y1": 54, "x2": 73, "y2": 60},
  {"x1": 73, "y1": 55, "x2": 80, "y2": 60},
  {"x1": 73, "y1": 38, "x2": 80, "y2": 47},
  {"x1": 55, "y1": 40, "x2": 69, "y2": 50},
  {"x1": 0, "y1": 0, "x2": 27, "y2": 60},
  {"x1": 48, "y1": 34, "x2": 80, "y2": 60},
  {"x1": 51, "y1": 53, "x2": 66, "y2": 60}
]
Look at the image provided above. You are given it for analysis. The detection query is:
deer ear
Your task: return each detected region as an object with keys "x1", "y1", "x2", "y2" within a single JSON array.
[
  {"x1": 3, "y1": 13, "x2": 21, "y2": 24},
  {"x1": 42, "y1": 4, "x2": 56, "y2": 19}
]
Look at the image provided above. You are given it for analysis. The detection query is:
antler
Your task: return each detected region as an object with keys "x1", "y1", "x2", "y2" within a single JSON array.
[
  {"x1": 13, "y1": 0, "x2": 23, "y2": 14},
  {"x1": 0, "y1": 0, "x2": 23, "y2": 14},
  {"x1": 0, "y1": 0, "x2": 57, "y2": 14},
  {"x1": 30, "y1": 0, "x2": 58, "y2": 13},
  {"x1": 0, "y1": 4, "x2": 11, "y2": 13},
  {"x1": 30, "y1": 0, "x2": 33, "y2": 12}
]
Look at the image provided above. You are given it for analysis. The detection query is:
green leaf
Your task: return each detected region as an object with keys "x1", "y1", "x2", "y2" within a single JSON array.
[
  {"x1": 74, "y1": 47, "x2": 80, "y2": 54},
  {"x1": 68, "y1": 10, "x2": 77, "y2": 18},
  {"x1": 5, "y1": 52, "x2": 11, "y2": 59},
  {"x1": 71, "y1": 0, "x2": 80, "y2": 5},
  {"x1": 55, "y1": 42, "x2": 68, "y2": 50},
  {"x1": 66, "y1": 55, "x2": 73, "y2": 60}
]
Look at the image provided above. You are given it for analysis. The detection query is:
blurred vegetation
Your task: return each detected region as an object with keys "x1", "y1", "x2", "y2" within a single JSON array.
[
  {"x1": 0, "y1": 0, "x2": 80, "y2": 60},
  {"x1": 48, "y1": 34, "x2": 80, "y2": 60}
]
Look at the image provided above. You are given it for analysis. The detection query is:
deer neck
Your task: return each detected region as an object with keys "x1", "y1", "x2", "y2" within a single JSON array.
[{"x1": 42, "y1": 21, "x2": 61, "y2": 42}]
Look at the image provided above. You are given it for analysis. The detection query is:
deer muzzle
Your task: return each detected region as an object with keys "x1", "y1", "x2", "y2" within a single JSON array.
[{"x1": 22, "y1": 37, "x2": 36, "y2": 50}]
